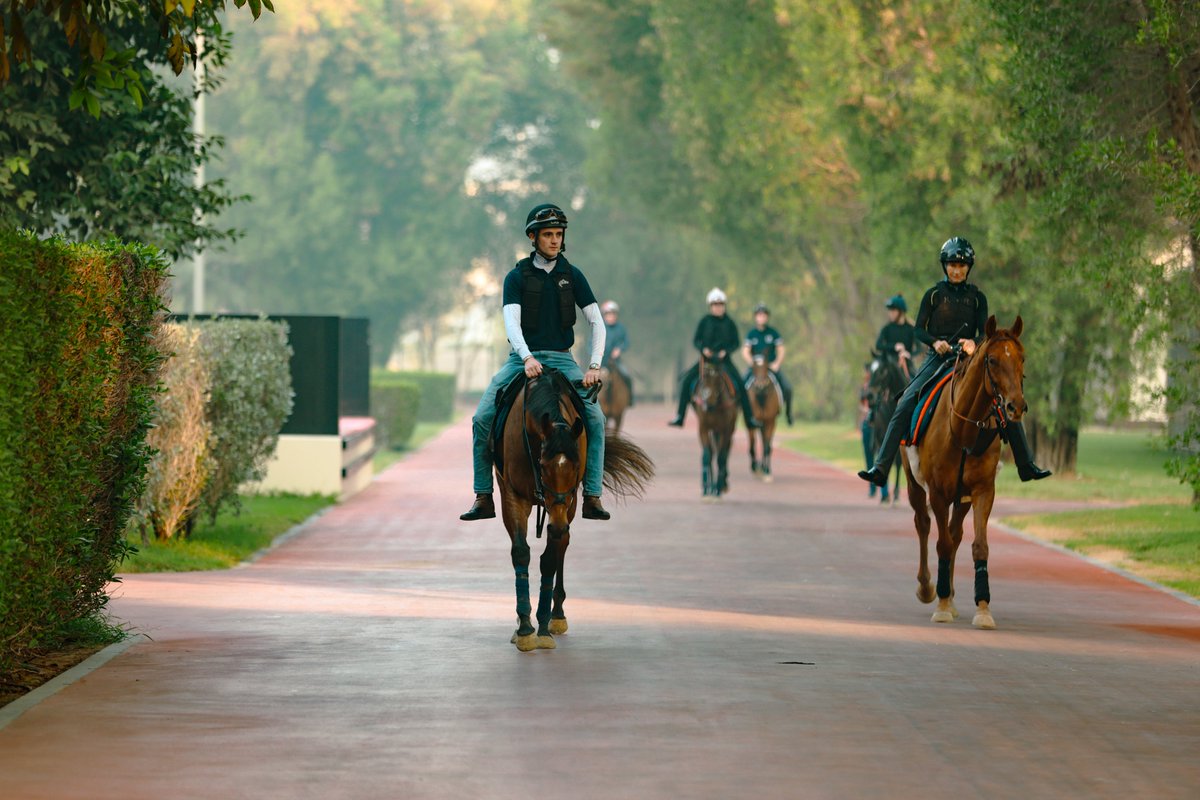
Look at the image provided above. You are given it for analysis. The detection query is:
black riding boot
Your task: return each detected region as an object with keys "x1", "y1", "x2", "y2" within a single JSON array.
[
  {"x1": 783, "y1": 386, "x2": 794, "y2": 426},
  {"x1": 858, "y1": 413, "x2": 904, "y2": 487},
  {"x1": 1006, "y1": 422, "x2": 1052, "y2": 481},
  {"x1": 669, "y1": 373, "x2": 696, "y2": 426}
]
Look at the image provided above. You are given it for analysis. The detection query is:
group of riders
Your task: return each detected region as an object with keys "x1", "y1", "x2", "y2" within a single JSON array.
[{"x1": 458, "y1": 205, "x2": 1049, "y2": 524}]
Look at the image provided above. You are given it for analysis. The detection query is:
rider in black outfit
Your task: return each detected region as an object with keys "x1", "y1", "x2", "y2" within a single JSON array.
[
  {"x1": 668, "y1": 287, "x2": 761, "y2": 430},
  {"x1": 858, "y1": 237, "x2": 1051, "y2": 486}
]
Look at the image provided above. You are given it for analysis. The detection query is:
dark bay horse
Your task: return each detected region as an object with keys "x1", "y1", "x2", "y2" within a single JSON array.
[
  {"x1": 497, "y1": 370, "x2": 654, "y2": 652},
  {"x1": 599, "y1": 359, "x2": 631, "y2": 433},
  {"x1": 695, "y1": 357, "x2": 737, "y2": 498},
  {"x1": 901, "y1": 316, "x2": 1028, "y2": 630},
  {"x1": 747, "y1": 355, "x2": 781, "y2": 481},
  {"x1": 866, "y1": 353, "x2": 907, "y2": 503}
]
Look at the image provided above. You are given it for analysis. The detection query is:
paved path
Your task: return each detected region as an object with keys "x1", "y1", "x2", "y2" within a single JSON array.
[{"x1": 2, "y1": 407, "x2": 1198, "y2": 799}]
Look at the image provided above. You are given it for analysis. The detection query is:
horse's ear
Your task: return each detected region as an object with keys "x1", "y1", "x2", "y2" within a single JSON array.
[
  {"x1": 571, "y1": 417, "x2": 584, "y2": 439},
  {"x1": 985, "y1": 315, "x2": 997, "y2": 339},
  {"x1": 1011, "y1": 315, "x2": 1023, "y2": 339}
]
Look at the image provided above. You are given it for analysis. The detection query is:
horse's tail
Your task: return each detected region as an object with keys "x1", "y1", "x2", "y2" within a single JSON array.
[{"x1": 602, "y1": 431, "x2": 655, "y2": 498}]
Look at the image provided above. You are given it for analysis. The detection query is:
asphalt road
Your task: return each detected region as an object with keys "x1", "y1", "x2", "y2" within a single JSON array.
[{"x1": 1, "y1": 406, "x2": 1197, "y2": 799}]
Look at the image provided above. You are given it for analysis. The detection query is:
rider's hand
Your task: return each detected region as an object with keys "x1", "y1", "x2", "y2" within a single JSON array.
[
  {"x1": 583, "y1": 368, "x2": 602, "y2": 387},
  {"x1": 933, "y1": 340, "x2": 952, "y2": 356},
  {"x1": 959, "y1": 339, "x2": 977, "y2": 356},
  {"x1": 524, "y1": 356, "x2": 543, "y2": 378},
  {"x1": 702, "y1": 348, "x2": 713, "y2": 358},
  {"x1": 769, "y1": 362, "x2": 781, "y2": 372},
  {"x1": 717, "y1": 350, "x2": 727, "y2": 359},
  {"x1": 611, "y1": 347, "x2": 621, "y2": 359}
]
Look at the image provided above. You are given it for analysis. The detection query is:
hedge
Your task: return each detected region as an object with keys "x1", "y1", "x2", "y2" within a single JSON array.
[
  {"x1": 370, "y1": 381, "x2": 421, "y2": 449},
  {"x1": 0, "y1": 231, "x2": 167, "y2": 673},
  {"x1": 372, "y1": 370, "x2": 454, "y2": 423}
]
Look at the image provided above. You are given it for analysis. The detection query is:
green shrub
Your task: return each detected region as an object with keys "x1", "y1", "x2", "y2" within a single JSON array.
[
  {"x1": 371, "y1": 381, "x2": 421, "y2": 449},
  {"x1": 192, "y1": 319, "x2": 294, "y2": 522},
  {"x1": 0, "y1": 231, "x2": 167, "y2": 673},
  {"x1": 373, "y1": 370, "x2": 454, "y2": 422},
  {"x1": 134, "y1": 324, "x2": 211, "y2": 541}
]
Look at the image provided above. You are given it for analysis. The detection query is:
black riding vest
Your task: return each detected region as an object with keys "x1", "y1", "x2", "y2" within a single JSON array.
[
  {"x1": 928, "y1": 282, "x2": 981, "y2": 341},
  {"x1": 519, "y1": 258, "x2": 576, "y2": 335}
]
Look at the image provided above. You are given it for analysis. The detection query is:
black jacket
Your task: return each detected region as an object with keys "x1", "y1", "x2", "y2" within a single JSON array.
[{"x1": 693, "y1": 314, "x2": 740, "y2": 357}]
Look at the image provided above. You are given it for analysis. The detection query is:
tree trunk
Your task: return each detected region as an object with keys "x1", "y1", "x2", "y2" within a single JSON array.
[{"x1": 1030, "y1": 418, "x2": 1079, "y2": 475}]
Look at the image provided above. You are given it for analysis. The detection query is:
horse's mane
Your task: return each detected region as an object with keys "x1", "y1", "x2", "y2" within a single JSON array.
[{"x1": 955, "y1": 329, "x2": 1024, "y2": 374}]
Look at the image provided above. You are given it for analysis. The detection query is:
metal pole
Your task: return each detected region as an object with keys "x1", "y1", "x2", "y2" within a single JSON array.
[{"x1": 191, "y1": 31, "x2": 207, "y2": 314}]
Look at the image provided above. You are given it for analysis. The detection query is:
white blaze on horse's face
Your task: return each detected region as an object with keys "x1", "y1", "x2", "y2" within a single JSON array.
[{"x1": 986, "y1": 335, "x2": 1027, "y2": 422}]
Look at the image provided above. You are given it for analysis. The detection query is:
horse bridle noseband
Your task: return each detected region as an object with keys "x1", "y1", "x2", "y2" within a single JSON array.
[{"x1": 949, "y1": 346, "x2": 1012, "y2": 434}]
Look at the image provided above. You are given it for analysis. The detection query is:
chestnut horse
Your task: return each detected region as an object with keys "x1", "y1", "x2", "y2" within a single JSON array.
[
  {"x1": 695, "y1": 357, "x2": 737, "y2": 498},
  {"x1": 747, "y1": 355, "x2": 781, "y2": 481},
  {"x1": 497, "y1": 370, "x2": 654, "y2": 651},
  {"x1": 599, "y1": 359, "x2": 631, "y2": 433},
  {"x1": 901, "y1": 316, "x2": 1027, "y2": 630}
]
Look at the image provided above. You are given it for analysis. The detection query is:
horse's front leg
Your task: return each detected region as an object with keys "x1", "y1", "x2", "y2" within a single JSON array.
[
  {"x1": 533, "y1": 527, "x2": 562, "y2": 649},
  {"x1": 550, "y1": 522, "x2": 571, "y2": 636},
  {"x1": 761, "y1": 421, "x2": 774, "y2": 481},
  {"x1": 503, "y1": 495, "x2": 537, "y2": 652},
  {"x1": 716, "y1": 431, "x2": 731, "y2": 495},
  {"x1": 748, "y1": 424, "x2": 759, "y2": 474},
  {"x1": 929, "y1": 493, "x2": 960, "y2": 623},
  {"x1": 701, "y1": 443, "x2": 713, "y2": 496},
  {"x1": 969, "y1": 489, "x2": 997, "y2": 629}
]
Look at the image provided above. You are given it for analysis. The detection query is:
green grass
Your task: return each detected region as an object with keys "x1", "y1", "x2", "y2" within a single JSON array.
[
  {"x1": 1005, "y1": 505, "x2": 1200, "y2": 597},
  {"x1": 121, "y1": 493, "x2": 335, "y2": 573},
  {"x1": 374, "y1": 417, "x2": 459, "y2": 474}
]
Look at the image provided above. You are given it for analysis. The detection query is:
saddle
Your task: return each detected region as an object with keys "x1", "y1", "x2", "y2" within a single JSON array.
[
  {"x1": 490, "y1": 369, "x2": 588, "y2": 474},
  {"x1": 902, "y1": 361, "x2": 955, "y2": 447},
  {"x1": 744, "y1": 370, "x2": 783, "y2": 407}
]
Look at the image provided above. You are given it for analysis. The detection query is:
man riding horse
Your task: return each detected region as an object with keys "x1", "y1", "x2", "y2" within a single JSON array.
[
  {"x1": 601, "y1": 300, "x2": 633, "y2": 406},
  {"x1": 668, "y1": 288, "x2": 761, "y2": 431},
  {"x1": 460, "y1": 203, "x2": 611, "y2": 523},
  {"x1": 858, "y1": 237, "x2": 1051, "y2": 487},
  {"x1": 874, "y1": 294, "x2": 918, "y2": 381},
  {"x1": 741, "y1": 303, "x2": 793, "y2": 426}
]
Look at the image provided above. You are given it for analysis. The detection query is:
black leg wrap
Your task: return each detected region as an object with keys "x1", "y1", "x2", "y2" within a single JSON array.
[
  {"x1": 936, "y1": 557, "x2": 952, "y2": 599},
  {"x1": 974, "y1": 559, "x2": 990, "y2": 605}
]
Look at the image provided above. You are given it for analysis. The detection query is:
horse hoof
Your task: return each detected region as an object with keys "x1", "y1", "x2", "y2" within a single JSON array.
[
  {"x1": 549, "y1": 618, "x2": 568, "y2": 635},
  {"x1": 931, "y1": 609, "x2": 955, "y2": 624},
  {"x1": 916, "y1": 584, "x2": 936, "y2": 604},
  {"x1": 536, "y1": 634, "x2": 557, "y2": 650},
  {"x1": 762, "y1": 474, "x2": 773, "y2": 483},
  {"x1": 511, "y1": 631, "x2": 538, "y2": 652},
  {"x1": 972, "y1": 612, "x2": 996, "y2": 630}
]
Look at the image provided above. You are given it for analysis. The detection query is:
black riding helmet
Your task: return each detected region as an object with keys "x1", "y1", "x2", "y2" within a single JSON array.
[
  {"x1": 525, "y1": 203, "x2": 568, "y2": 256},
  {"x1": 939, "y1": 236, "x2": 975, "y2": 276},
  {"x1": 885, "y1": 294, "x2": 907, "y2": 313},
  {"x1": 754, "y1": 303, "x2": 770, "y2": 315}
]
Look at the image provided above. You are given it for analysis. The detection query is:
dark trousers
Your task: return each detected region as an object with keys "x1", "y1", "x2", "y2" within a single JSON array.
[
  {"x1": 676, "y1": 360, "x2": 756, "y2": 424},
  {"x1": 870, "y1": 352, "x2": 950, "y2": 472}
]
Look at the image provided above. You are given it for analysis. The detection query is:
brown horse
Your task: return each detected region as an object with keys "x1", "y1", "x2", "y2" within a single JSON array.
[
  {"x1": 599, "y1": 359, "x2": 631, "y2": 433},
  {"x1": 901, "y1": 316, "x2": 1028, "y2": 630},
  {"x1": 497, "y1": 370, "x2": 654, "y2": 651},
  {"x1": 747, "y1": 356, "x2": 781, "y2": 481},
  {"x1": 694, "y1": 357, "x2": 737, "y2": 498}
]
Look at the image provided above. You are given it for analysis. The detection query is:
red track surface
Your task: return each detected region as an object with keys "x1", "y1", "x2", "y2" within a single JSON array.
[{"x1": 1, "y1": 407, "x2": 1197, "y2": 799}]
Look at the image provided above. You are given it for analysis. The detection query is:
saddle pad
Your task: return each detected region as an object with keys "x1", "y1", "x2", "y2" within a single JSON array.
[{"x1": 905, "y1": 365, "x2": 954, "y2": 447}]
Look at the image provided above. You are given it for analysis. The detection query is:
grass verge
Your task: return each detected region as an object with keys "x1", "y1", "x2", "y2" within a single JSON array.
[
  {"x1": 782, "y1": 422, "x2": 1199, "y2": 598},
  {"x1": 121, "y1": 493, "x2": 335, "y2": 573}
]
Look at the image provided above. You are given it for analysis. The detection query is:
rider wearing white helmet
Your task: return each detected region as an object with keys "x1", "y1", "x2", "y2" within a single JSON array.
[
  {"x1": 601, "y1": 301, "x2": 633, "y2": 405},
  {"x1": 668, "y1": 288, "x2": 762, "y2": 430}
]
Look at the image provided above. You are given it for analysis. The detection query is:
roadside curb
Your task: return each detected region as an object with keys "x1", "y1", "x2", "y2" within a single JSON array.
[{"x1": 0, "y1": 634, "x2": 146, "y2": 732}]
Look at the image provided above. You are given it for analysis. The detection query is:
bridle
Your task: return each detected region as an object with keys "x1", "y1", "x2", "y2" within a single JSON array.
[
  {"x1": 522, "y1": 373, "x2": 598, "y2": 538},
  {"x1": 948, "y1": 343, "x2": 1013, "y2": 435}
]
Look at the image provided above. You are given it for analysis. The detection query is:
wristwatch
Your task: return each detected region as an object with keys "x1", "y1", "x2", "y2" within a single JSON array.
[{"x1": 589, "y1": 363, "x2": 601, "y2": 370}]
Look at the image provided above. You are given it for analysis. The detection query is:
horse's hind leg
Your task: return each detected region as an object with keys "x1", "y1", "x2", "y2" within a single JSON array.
[
  {"x1": 549, "y1": 525, "x2": 571, "y2": 635},
  {"x1": 533, "y1": 532, "x2": 560, "y2": 649},
  {"x1": 904, "y1": 458, "x2": 935, "y2": 605}
]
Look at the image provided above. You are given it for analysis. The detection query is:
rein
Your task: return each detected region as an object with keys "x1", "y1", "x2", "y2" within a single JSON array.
[{"x1": 521, "y1": 372, "x2": 600, "y2": 539}]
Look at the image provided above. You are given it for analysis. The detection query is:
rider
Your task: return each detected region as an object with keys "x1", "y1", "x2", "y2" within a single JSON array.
[
  {"x1": 460, "y1": 203, "x2": 611, "y2": 522},
  {"x1": 875, "y1": 294, "x2": 918, "y2": 380},
  {"x1": 741, "y1": 303, "x2": 794, "y2": 426},
  {"x1": 601, "y1": 300, "x2": 633, "y2": 405},
  {"x1": 858, "y1": 237, "x2": 1051, "y2": 486},
  {"x1": 668, "y1": 288, "x2": 761, "y2": 430}
]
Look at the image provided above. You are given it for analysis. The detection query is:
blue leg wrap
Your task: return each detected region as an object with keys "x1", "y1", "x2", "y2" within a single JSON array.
[
  {"x1": 936, "y1": 557, "x2": 952, "y2": 599},
  {"x1": 974, "y1": 559, "x2": 990, "y2": 604},
  {"x1": 515, "y1": 568, "x2": 530, "y2": 617}
]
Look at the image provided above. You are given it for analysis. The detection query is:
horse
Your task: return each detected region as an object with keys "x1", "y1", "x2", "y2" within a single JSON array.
[
  {"x1": 866, "y1": 352, "x2": 907, "y2": 503},
  {"x1": 747, "y1": 355, "x2": 781, "y2": 481},
  {"x1": 901, "y1": 315, "x2": 1027, "y2": 630},
  {"x1": 496, "y1": 369, "x2": 654, "y2": 652},
  {"x1": 694, "y1": 356, "x2": 737, "y2": 499},
  {"x1": 599, "y1": 358, "x2": 631, "y2": 433}
]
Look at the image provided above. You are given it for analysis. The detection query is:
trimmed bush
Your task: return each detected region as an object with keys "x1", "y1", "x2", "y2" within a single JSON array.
[
  {"x1": 134, "y1": 324, "x2": 211, "y2": 541},
  {"x1": 373, "y1": 370, "x2": 455, "y2": 422},
  {"x1": 192, "y1": 319, "x2": 294, "y2": 522},
  {"x1": 371, "y1": 381, "x2": 421, "y2": 449},
  {"x1": 0, "y1": 231, "x2": 167, "y2": 672}
]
